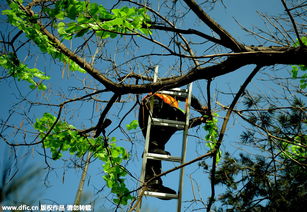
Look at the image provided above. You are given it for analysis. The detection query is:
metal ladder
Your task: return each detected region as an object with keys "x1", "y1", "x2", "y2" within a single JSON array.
[{"x1": 137, "y1": 66, "x2": 192, "y2": 212}]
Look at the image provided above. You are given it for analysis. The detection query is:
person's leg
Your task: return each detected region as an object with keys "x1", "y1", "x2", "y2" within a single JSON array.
[{"x1": 145, "y1": 159, "x2": 177, "y2": 198}]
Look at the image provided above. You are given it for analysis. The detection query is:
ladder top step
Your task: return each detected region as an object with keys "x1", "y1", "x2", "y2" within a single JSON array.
[
  {"x1": 152, "y1": 118, "x2": 185, "y2": 129},
  {"x1": 157, "y1": 88, "x2": 189, "y2": 98},
  {"x1": 144, "y1": 191, "x2": 178, "y2": 200},
  {"x1": 145, "y1": 153, "x2": 182, "y2": 162}
]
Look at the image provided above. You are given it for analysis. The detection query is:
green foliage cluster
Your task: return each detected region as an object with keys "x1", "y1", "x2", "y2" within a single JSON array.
[
  {"x1": 203, "y1": 113, "x2": 222, "y2": 163},
  {"x1": 2, "y1": 1, "x2": 86, "y2": 73},
  {"x1": 283, "y1": 134, "x2": 306, "y2": 161},
  {"x1": 1, "y1": 0, "x2": 151, "y2": 92},
  {"x1": 34, "y1": 113, "x2": 132, "y2": 205},
  {"x1": 0, "y1": 53, "x2": 50, "y2": 90},
  {"x1": 291, "y1": 65, "x2": 306, "y2": 89},
  {"x1": 291, "y1": 37, "x2": 307, "y2": 89},
  {"x1": 45, "y1": 0, "x2": 152, "y2": 40}
]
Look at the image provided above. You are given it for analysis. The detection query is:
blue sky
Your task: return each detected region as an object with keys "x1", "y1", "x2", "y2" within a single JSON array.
[{"x1": 0, "y1": 0, "x2": 294, "y2": 211}]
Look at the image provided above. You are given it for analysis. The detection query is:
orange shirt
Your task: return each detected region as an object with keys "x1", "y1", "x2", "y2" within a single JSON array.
[
  {"x1": 145, "y1": 93, "x2": 179, "y2": 108},
  {"x1": 154, "y1": 93, "x2": 178, "y2": 108}
]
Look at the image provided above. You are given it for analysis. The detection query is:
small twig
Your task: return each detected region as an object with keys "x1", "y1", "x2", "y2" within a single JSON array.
[
  {"x1": 128, "y1": 188, "x2": 146, "y2": 212},
  {"x1": 217, "y1": 102, "x2": 306, "y2": 113}
]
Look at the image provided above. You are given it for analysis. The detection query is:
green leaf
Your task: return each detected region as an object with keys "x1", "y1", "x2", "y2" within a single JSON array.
[
  {"x1": 89, "y1": 3, "x2": 99, "y2": 16},
  {"x1": 77, "y1": 16, "x2": 88, "y2": 24},
  {"x1": 38, "y1": 84, "x2": 47, "y2": 90},
  {"x1": 291, "y1": 66, "x2": 298, "y2": 78},
  {"x1": 0, "y1": 57, "x2": 8, "y2": 65},
  {"x1": 55, "y1": 11, "x2": 65, "y2": 20},
  {"x1": 126, "y1": 120, "x2": 139, "y2": 130}
]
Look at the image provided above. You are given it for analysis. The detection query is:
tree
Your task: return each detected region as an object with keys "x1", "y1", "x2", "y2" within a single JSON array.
[
  {"x1": 0, "y1": 0, "x2": 306, "y2": 211},
  {"x1": 214, "y1": 95, "x2": 306, "y2": 211}
]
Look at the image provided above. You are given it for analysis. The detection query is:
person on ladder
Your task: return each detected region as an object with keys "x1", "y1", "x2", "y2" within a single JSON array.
[{"x1": 139, "y1": 91, "x2": 208, "y2": 197}]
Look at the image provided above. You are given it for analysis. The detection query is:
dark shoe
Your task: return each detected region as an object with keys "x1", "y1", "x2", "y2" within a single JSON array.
[
  {"x1": 147, "y1": 184, "x2": 176, "y2": 200},
  {"x1": 149, "y1": 141, "x2": 171, "y2": 155}
]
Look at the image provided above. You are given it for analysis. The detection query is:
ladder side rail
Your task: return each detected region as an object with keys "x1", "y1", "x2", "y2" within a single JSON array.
[
  {"x1": 137, "y1": 66, "x2": 159, "y2": 212},
  {"x1": 177, "y1": 83, "x2": 193, "y2": 212}
]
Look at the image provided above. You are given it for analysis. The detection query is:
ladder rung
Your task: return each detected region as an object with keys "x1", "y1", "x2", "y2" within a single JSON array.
[
  {"x1": 145, "y1": 153, "x2": 182, "y2": 162},
  {"x1": 144, "y1": 191, "x2": 178, "y2": 200},
  {"x1": 152, "y1": 118, "x2": 185, "y2": 129},
  {"x1": 158, "y1": 88, "x2": 189, "y2": 98}
]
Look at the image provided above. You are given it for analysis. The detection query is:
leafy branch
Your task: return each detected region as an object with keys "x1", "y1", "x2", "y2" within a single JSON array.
[
  {"x1": 291, "y1": 37, "x2": 307, "y2": 89},
  {"x1": 0, "y1": 53, "x2": 50, "y2": 90},
  {"x1": 203, "y1": 113, "x2": 222, "y2": 164},
  {"x1": 1, "y1": 0, "x2": 152, "y2": 92},
  {"x1": 34, "y1": 113, "x2": 132, "y2": 205}
]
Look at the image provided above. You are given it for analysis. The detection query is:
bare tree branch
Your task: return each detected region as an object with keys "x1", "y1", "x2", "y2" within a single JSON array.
[
  {"x1": 207, "y1": 65, "x2": 262, "y2": 211},
  {"x1": 183, "y1": 0, "x2": 245, "y2": 51}
]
